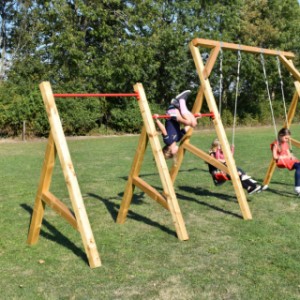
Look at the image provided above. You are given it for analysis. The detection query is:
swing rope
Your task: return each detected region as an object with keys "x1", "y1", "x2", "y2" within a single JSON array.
[
  {"x1": 276, "y1": 56, "x2": 289, "y2": 126},
  {"x1": 232, "y1": 49, "x2": 242, "y2": 146},
  {"x1": 276, "y1": 55, "x2": 292, "y2": 151},
  {"x1": 260, "y1": 52, "x2": 278, "y2": 140}
]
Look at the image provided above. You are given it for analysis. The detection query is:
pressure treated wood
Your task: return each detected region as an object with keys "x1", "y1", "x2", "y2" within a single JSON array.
[
  {"x1": 192, "y1": 38, "x2": 295, "y2": 58},
  {"x1": 189, "y1": 41, "x2": 252, "y2": 220},
  {"x1": 27, "y1": 81, "x2": 101, "y2": 268},
  {"x1": 117, "y1": 83, "x2": 189, "y2": 241},
  {"x1": 190, "y1": 38, "x2": 300, "y2": 198}
]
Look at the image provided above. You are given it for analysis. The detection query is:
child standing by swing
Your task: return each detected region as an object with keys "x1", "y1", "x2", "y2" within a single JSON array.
[
  {"x1": 271, "y1": 128, "x2": 300, "y2": 195},
  {"x1": 208, "y1": 138, "x2": 262, "y2": 194}
]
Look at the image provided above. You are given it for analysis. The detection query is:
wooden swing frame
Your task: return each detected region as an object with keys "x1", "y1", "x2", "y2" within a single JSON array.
[
  {"x1": 181, "y1": 38, "x2": 299, "y2": 203},
  {"x1": 116, "y1": 40, "x2": 299, "y2": 245},
  {"x1": 117, "y1": 39, "x2": 297, "y2": 240}
]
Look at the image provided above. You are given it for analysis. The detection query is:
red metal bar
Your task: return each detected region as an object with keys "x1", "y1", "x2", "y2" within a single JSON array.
[
  {"x1": 53, "y1": 93, "x2": 139, "y2": 98},
  {"x1": 153, "y1": 112, "x2": 215, "y2": 119}
]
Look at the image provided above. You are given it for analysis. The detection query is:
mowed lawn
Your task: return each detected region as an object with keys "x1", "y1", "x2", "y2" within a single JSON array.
[{"x1": 0, "y1": 126, "x2": 300, "y2": 299}]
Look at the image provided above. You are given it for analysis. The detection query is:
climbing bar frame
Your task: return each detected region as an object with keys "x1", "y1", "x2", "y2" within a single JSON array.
[
  {"x1": 27, "y1": 82, "x2": 101, "y2": 268},
  {"x1": 117, "y1": 83, "x2": 189, "y2": 241},
  {"x1": 27, "y1": 82, "x2": 141, "y2": 268}
]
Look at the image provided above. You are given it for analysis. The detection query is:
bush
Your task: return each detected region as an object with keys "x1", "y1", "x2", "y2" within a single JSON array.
[{"x1": 109, "y1": 101, "x2": 142, "y2": 133}]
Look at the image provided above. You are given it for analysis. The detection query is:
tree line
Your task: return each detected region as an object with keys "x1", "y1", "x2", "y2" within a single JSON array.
[{"x1": 0, "y1": 0, "x2": 299, "y2": 137}]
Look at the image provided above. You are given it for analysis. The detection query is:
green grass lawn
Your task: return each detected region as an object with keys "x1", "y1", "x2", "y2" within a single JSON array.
[{"x1": 1, "y1": 126, "x2": 300, "y2": 299}]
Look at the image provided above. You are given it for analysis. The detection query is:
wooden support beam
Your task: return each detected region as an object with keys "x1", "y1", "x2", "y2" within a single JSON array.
[
  {"x1": 192, "y1": 38, "x2": 295, "y2": 58},
  {"x1": 291, "y1": 138, "x2": 300, "y2": 148},
  {"x1": 132, "y1": 177, "x2": 169, "y2": 210},
  {"x1": 190, "y1": 40, "x2": 252, "y2": 220},
  {"x1": 27, "y1": 133, "x2": 56, "y2": 245},
  {"x1": 279, "y1": 55, "x2": 300, "y2": 82},
  {"x1": 263, "y1": 159, "x2": 277, "y2": 187},
  {"x1": 183, "y1": 143, "x2": 229, "y2": 174},
  {"x1": 118, "y1": 83, "x2": 189, "y2": 241},
  {"x1": 117, "y1": 126, "x2": 148, "y2": 223},
  {"x1": 42, "y1": 191, "x2": 78, "y2": 230},
  {"x1": 134, "y1": 83, "x2": 189, "y2": 240}
]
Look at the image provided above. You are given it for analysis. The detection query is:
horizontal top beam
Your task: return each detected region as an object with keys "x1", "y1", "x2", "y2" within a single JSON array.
[{"x1": 192, "y1": 38, "x2": 295, "y2": 59}]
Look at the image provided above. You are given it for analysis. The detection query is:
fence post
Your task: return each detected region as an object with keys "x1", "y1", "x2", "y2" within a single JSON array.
[{"x1": 22, "y1": 121, "x2": 26, "y2": 141}]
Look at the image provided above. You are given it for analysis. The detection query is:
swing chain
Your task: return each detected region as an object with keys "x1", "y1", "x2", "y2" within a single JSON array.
[
  {"x1": 232, "y1": 49, "x2": 242, "y2": 146},
  {"x1": 260, "y1": 52, "x2": 278, "y2": 139},
  {"x1": 276, "y1": 56, "x2": 288, "y2": 126},
  {"x1": 276, "y1": 55, "x2": 292, "y2": 150}
]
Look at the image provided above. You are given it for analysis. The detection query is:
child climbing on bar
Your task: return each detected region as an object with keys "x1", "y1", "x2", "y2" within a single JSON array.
[{"x1": 154, "y1": 90, "x2": 200, "y2": 160}]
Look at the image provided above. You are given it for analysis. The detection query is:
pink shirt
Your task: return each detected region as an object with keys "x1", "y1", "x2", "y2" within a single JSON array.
[
  {"x1": 272, "y1": 140, "x2": 289, "y2": 156},
  {"x1": 214, "y1": 145, "x2": 235, "y2": 161}
]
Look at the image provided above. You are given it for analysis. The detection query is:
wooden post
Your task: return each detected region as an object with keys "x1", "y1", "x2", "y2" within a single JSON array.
[
  {"x1": 118, "y1": 83, "x2": 189, "y2": 241},
  {"x1": 22, "y1": 121, "x2": 26, "y2": 141},
  {"x1": 189, "y1": 41, "x2": 252, "y2": 220},
  {"x1": 27, "y1": 81, "x2": 101, "y2": 268}
]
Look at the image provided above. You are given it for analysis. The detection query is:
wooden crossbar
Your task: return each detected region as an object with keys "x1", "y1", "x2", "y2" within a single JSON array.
[
  {"x1": 42, "y1": 191, "x2": 78, "y2": 230},
  {"x1": 192, "y1": 38, "x2": 295, "y2": 58}
]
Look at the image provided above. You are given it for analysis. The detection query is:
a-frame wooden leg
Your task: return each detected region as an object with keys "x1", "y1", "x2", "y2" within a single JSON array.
[
  {"x1": 170, "y1": 45, "x2": 218, "y2": 183},
  {"x1": 28, "y1": 81, "x2": 101, "y2": 268},
  {"x1": 27, "y1": 132, "x2": 56, "y2": 244},
  {"x1": 135, "y1": 83, "x2": 189, "y2": 240},
  {"x1": 118, "y1": 83, "x2": 189, "y2": 240},
  {"x1": 190, "y1": 42, "x2": 252, "y2": 220},
  {"x1": 117, "y1": 126, "x2": 148, "y2": 223}
]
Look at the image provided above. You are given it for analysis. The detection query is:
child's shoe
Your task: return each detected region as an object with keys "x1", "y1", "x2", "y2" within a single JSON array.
[
  {"x1": 295, "y1": 186, "x2": 300, "y2": 195},
  {"x1": 171, "y1": 90, "x2": 191, "y2": 107},
  {"x1": 241, "y1": 174, "x2": 251, "y2": 181},
  {"x1": 248, "y1": 185, "x2": 262, "y2": 195}
]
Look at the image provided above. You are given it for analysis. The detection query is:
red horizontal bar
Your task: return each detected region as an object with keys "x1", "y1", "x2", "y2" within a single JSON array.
[
  {"x1": 153, "y1": 112, "x2": 215, "y2": 119},
  {"x1": 53, "y1": 93, "x2": 139, "y2": 98}
]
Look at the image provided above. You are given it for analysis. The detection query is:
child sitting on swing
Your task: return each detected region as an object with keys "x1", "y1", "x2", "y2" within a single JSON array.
[
  {"x1": 271, "y1": 127, "x2": 300, "y2": 195},
  {"x1": 154, "y1": 90, "x2": 200, "y2": 160},
  {"x1": 208, "y1": 138, "x2": 262, "y2": 194}
]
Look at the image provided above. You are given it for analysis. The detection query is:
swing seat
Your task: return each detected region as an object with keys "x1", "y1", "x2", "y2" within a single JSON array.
[
  {"x1": 270, "y1": 141, "x2": 299, "y2": 170},
  {"x1": 276, "y1": 158, "x2": 299, "y2": 170},
  {"x1": 212, "y1": 171, "x2": 230, "y2": 186}
]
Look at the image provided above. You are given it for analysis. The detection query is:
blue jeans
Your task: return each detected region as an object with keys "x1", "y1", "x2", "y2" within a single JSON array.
[{"x1": 293, "y1": 162, "x2": 300, "y2": 187}]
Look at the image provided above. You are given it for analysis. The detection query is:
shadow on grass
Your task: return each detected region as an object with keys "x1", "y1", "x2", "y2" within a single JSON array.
[
  {"x1": 177, "y1": 186, "x2": 243, "y2": 219},
  {"x1": 118, "y1": 167, "x2": 204, "y2": 182},
  {"x1": 258, "y1": 186, "x2": 296, "y2": 198},
  {"x1": 20, "y1": 204, "x2": 88, "y2": 266},
  {"x1": 87, "y1": 192, "x2": 177, "y2": 238}
]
